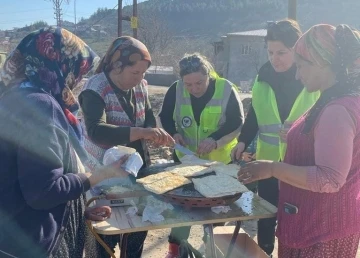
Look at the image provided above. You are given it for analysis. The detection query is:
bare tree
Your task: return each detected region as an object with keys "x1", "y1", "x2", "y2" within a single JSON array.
[
  {"x1": 45, "y1": 0, "x2": 70, "y2": 27},
  {"x1": 138, "y1": 12, "x2": 173, "y2": 54},
  {"x1": 137, "y1": 10, "x2": 214, "y2": 78}
]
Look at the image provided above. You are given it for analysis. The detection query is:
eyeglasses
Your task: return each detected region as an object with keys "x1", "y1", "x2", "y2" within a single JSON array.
[{"x1": 179, "y1": 56, "x2": 201, "y2": 72}]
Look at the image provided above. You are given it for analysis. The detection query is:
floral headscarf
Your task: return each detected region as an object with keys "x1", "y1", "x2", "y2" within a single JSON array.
[
  {"x1": 0, "y1": 27, "x2": 98, "y2": 142},
  {"x1": 295, "y1": 24, "x2": 360, "y2": 83},
  {"x1": 96, "y1": 36, "x2": 151, "y2": 74},
  {"x1": 1, "y1": 27, "x2": 98, "y2": 110},
  {"x1": 295, "y1": 24, "x2": 360, "y2": 133},
  {"x1": 0, "y1": 27, "x2": 99, "y2": 155}
]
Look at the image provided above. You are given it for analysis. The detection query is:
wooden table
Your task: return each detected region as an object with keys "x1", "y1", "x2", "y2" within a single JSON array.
[{"x1": 89, "y1": 191, "x2": 277, "y2": 258}]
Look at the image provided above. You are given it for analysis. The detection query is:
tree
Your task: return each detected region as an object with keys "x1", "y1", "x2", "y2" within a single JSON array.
[
  {"x1": 138, "y1": 11, "x2": 173, "y2": 54},
  {"x1": 17, "y1": 21, "x2": 49, "y2": 32}
]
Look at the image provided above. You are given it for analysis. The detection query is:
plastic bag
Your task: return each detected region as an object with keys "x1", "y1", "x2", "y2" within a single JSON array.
[
  {"x1": 211, "y1": 206, "x2": 231, "y2": 214},
  {"x1": 103, "y1": 147, "x2": 143, "y2": 177},
  {"x1": 122, "y1": 152, "x2": 143, "y2": 177},
  {"x1": 142, "y1": 196, "x2": 174, "y2": 223},
  {"x1": 125, "y1": 200, "x2": 138, "y2": 217}
]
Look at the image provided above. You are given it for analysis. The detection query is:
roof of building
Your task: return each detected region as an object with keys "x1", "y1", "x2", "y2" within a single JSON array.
[
  {"x1": 227, "y1": 29, "x2": 267, "y2": 37},
  {"x1": 147, "y1": 66, "x2": 174, "y2": 75}
]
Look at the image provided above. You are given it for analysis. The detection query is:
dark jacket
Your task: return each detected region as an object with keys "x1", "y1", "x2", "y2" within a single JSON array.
[{"x1": 0, "y1": 88, "x2": 90, "y2": 257}]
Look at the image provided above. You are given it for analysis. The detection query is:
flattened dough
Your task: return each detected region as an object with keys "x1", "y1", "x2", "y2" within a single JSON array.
[
  {"x1": 165, "y1": 164, "x2": 214, "y2": 177},
  {"x1": 212, "y1": 164, "x2": 241, "y2": 178},
  {"x1": 192, "y1": 174, "x2": 248, "y2": 198},
  {"x1": 142, "y1": 174, "x2": 191, "y2": 194},
  {"x1": 180, "y1": 155, "x2": 223, "y2": 166},
  {"x1": 136, "y1": 172, "x2": 176, "y2": 185}
]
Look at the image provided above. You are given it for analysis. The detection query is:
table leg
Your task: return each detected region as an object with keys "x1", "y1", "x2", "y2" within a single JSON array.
[
  {"x1": 207, "y1": 224, "x2": 218, "y2": 258},
  {"x1": 225, "y1": 221, "x2": 241, "y2": 258}
]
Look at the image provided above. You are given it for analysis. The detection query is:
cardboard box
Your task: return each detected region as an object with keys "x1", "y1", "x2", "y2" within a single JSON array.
[{"x1": 206, "y1": 226, "x2": 269, "y2": 258}]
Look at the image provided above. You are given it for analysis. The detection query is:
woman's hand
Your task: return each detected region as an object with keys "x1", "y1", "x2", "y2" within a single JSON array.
[
  {"x1": 88, "y1": 155, "x2": 130, "y2": 186},
  {"x1": 237, "y1": 160, "x2": 274, "y2": 184},
  {"x1": 85, "y1": 206, "x2": 112, "y2": 221},
  {"x1": 143, "y1": 128, "x2": 175, "y2": 146},
  {"x1": 197, "y1": 138, "x2": 217, "y2": 155},
  {"x1": 173, "y1": 133, "x2": 186, "y2": 146},
  {"x1": 231, "y1": 142, "x2": 246, "y2": 161}
]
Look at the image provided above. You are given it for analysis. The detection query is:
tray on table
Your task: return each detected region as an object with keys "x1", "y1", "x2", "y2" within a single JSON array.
[{"x1": 140, "y1": 163, "x2": 243, "y2": 209}]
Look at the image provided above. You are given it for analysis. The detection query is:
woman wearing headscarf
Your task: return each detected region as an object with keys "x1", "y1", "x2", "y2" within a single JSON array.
[
  {"x1": 238, "y1": 24, "x2": 360, "y2": 258},
  {"x1": 79, "y1": 36, "x2": 174, "y2": 258},
  {"x1": 0, "y1": 27, "x2": 130, "y2": 258},
  {"x1": 79, "y1": 36, "x2": 174, "y2": 171},
  {"x1": 231, "y1": 19, "x2": 320, "y2": 256}
]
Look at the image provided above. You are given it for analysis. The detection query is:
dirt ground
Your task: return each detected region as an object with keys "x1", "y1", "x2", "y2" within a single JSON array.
[{"x1": 115, "y1": 85, "x2": 359, "y2": 258}]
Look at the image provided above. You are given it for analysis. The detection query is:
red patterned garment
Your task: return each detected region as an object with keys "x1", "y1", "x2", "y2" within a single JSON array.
[{"x1": 278, "y1": 233, "x2": 360, "y2": 258}]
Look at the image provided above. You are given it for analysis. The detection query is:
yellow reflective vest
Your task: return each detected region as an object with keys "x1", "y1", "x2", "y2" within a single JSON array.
[
  {"x1": 252, "y1": 77, "x2": 320, "y2": 161},
  {"x1": 173, "y1": 78, "x2": 238, "y2": 164}
]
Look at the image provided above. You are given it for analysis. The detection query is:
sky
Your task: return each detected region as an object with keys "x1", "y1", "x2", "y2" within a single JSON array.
[{"x1": 0, "y1": 0, "x2": 146, "y2": 30}]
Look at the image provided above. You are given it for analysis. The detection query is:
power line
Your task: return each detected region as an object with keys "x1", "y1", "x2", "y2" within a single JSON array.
[
  {"x1": 0, "y1": 8, "x2": 53, "y2": 15},
  {"x1": 87, "y1": 4, "x2": 118, "y2": 28},
  {"x1": 0, "y1": 17, "x2": 54, "y2": 25}
]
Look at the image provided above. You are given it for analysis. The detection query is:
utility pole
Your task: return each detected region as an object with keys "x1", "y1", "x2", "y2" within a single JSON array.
[
  {"x1": 46, "y1": 0, "x2": 69, "y2": 27},
  {"x1": 118, "y1": 0, "x2": 123, "y2": 37},
  {"x1": 74, "y1": 0, "x2": 77, "y2": 33},
  {"x1": 55, "y1": 0, "x2": 61, "y2": 27},
  {"x1": 288, "y1": 0, "x2": 297, "y2": 20},
  {"x1": 74, "y1": 0, "x2": 77, "y2": 34},
  {"x1": 132, "y1": 0, "x2": 138, "y2": 39}
]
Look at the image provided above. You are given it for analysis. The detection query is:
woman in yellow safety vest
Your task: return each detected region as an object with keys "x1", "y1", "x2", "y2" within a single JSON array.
[
  {"x1": 159, "y1": 53, "x2": 244, "y2": 258},
  {"x1": 231, "y1": 19, "x2": 320, "y2": 256}
]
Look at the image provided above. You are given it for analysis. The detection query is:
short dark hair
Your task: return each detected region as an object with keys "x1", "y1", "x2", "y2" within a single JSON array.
[{"x1": 265, "y1": 19, "x2": 302, "y2": 48}]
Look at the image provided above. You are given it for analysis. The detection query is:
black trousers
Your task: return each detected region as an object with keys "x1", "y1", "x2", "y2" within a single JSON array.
[{"x1": 257, "y1": 177, "x2": 279, "y2": 255}]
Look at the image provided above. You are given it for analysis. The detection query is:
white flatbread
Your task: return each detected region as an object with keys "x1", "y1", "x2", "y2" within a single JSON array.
[
  {"x1": 180, "y1": 155, "x2": 223, "y2": 167},
  {"x1": 141, "y1": 174, "x2": 191, "y2": 194},
  {"x1": 165, "y1": 164, "x2": 214, "y2": 177},
  {"x1": 212, "y1": 164, "x2": 241, "y2": 178},
  {"x1": 136, "y1": 172, "x2": 175, "y2": 185},
  {"x1": 192, "y1": 174, "x2": 248, "y2": 198}
]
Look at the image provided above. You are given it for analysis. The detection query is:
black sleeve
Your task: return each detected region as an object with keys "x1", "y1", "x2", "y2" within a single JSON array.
[
  {"x1": 209, "y1": 90, "x2": 244, "y2": 141},
  {"x1": 158, "y1": 82, "x2": 178, "y2": 136},
  {"x1": 238, "y1": 102, "x2": 259, "y2": 149},
  {"x1": 78, "y1": 90, "x2": 131, "y2": 146},
  {"x1": 144, "y1": 92, "x2": 157, "y2": 128}
]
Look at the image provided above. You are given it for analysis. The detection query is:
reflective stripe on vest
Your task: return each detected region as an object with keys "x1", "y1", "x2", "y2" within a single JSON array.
[
  {"x1": 252, "y1": 77, "x2": 320, "y2": 161},
  {"x1": 258, "y1": 133, "x2": 279, "y2": 146},
  {"x1": 173, "y1": 78, "x2": 237, "y2": 163}
]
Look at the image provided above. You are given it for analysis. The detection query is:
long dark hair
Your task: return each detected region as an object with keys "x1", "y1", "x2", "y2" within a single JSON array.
[{"x1": 301, "y1": 25, "x2": 360, "y2": 134}]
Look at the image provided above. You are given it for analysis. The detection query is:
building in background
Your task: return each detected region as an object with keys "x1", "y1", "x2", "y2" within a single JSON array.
[
  {"x1": 213, "y1": 29, "x2": 268, "y2": 91},
  {"x1": 145, "y1": 65, "x2": 177, "y2": 86}
]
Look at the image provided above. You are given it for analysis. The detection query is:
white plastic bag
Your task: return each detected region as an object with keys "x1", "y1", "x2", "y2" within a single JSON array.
[
  {"x1": 103, "y1": 146, "x2": 134, "y2": 166},
  {"x1": 103, "y1": 146, "x2": 143, "y2": 177},
  {"x1": 142, "y1": 196, "x2": 174, "y2": 223},
  {"x1": 122, "y1": 152, "x2": 143, "y2": 177},
  {"x1": 211, "y1": 206, "x2": 232, "y2": 214},
  {"x1": 125, "y1": 200, "x2": 139, "y2": 217}
]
